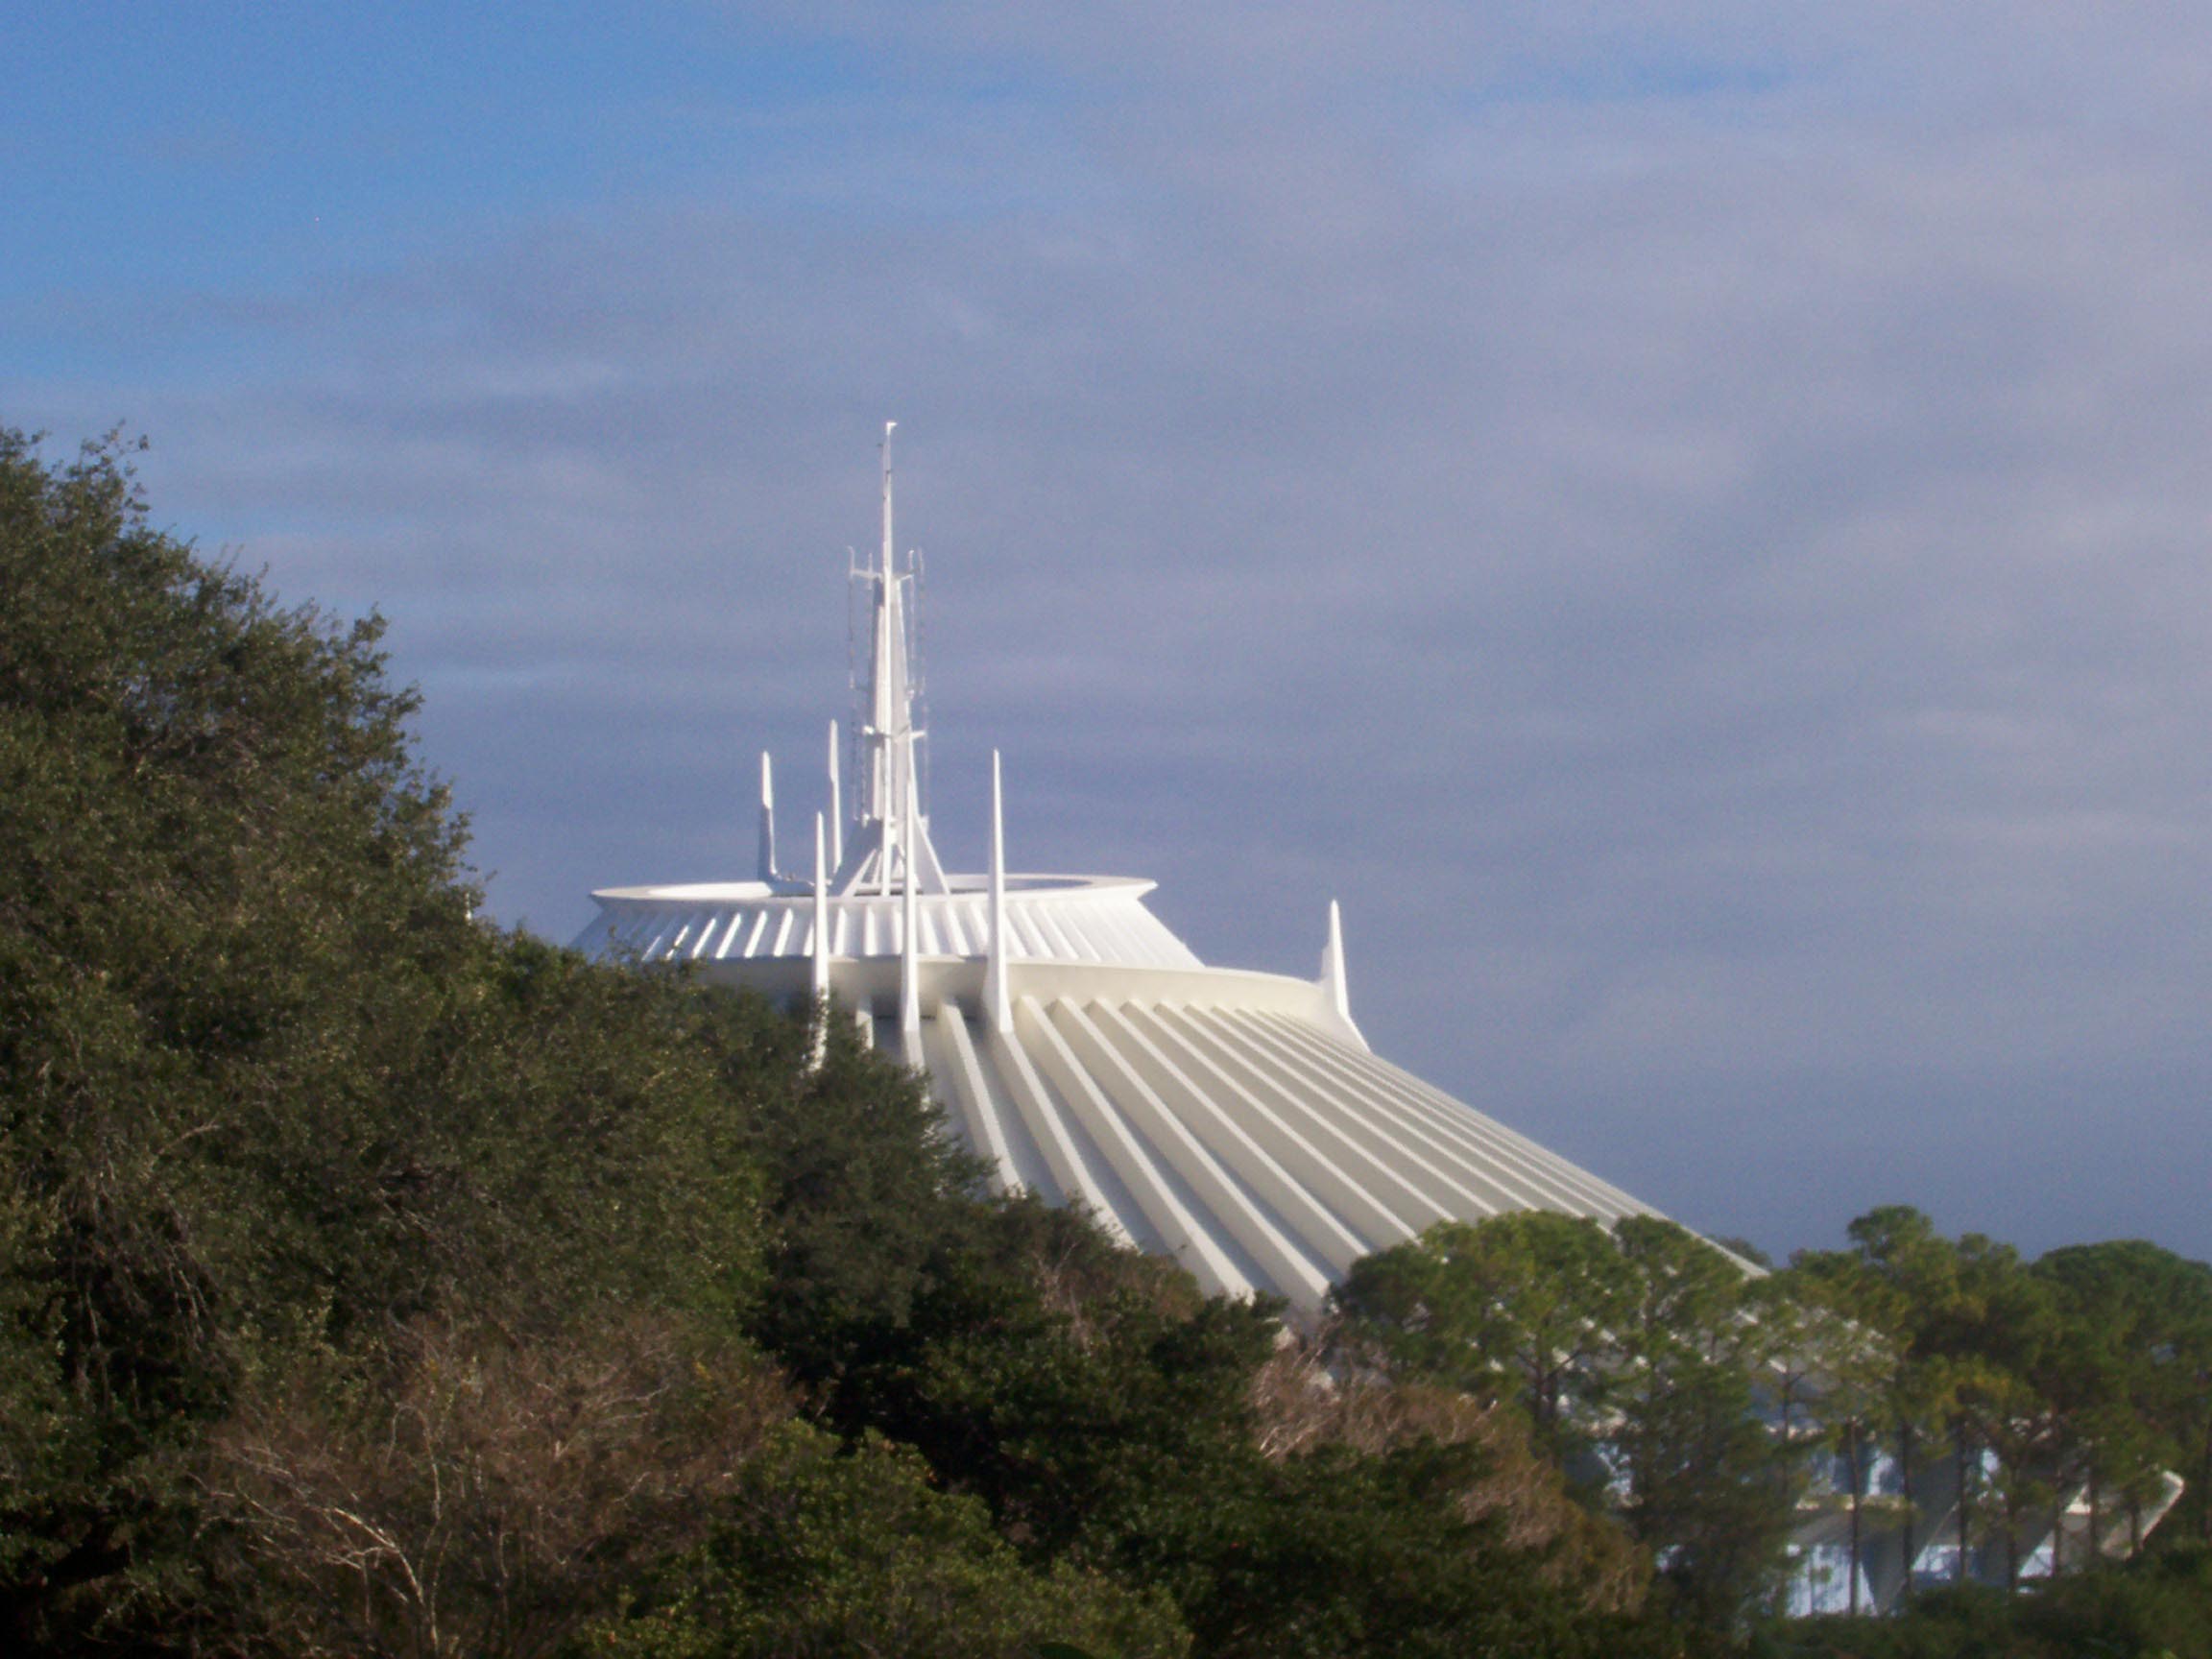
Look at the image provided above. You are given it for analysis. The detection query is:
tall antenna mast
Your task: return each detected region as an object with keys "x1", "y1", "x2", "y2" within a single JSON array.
[
  {"x1": 832, "y1": 421, "x2": 948, "y2": 896},
  {"x1": 880, "y1": 420, "x2": 897, "y2": 576}
]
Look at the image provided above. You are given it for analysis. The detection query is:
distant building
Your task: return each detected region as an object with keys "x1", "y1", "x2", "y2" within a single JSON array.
[
  {"x1": 576, "y1": 427, "x2": 1667, "y2": 1316},
  {"x1": 1779, "y1": 1438, "x2": 2182, "y2": 1615}
]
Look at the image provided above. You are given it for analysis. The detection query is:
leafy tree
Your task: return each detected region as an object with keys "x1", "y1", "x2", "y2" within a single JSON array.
[
  {"x1": 1334, "y1": 1212, "x2": 1630, "y2": 1466},
  {"x1": 1116, "y1": 1435, "x2": 1650, "y2": 1659},
  {"x1": 793, "y1": 1194, "x2": 1655, "y2": 1657},
  {"x1": 1790, "y1": 1209, "x2": 1978, "y2": 1606},
  {"x1": 1773, "y1": 1543, "x2": 2212, "y2": 1659},
  {"x1": 715, "y1": 996, "x2": 994, "y2": 1382},
  {"x1": 580, "y1": 1424, "x2": 1190, "y2": 1659},
  {"x1": 0, "y1": 430, "x2": 774, "y2": 1647},
  {"x1": 1609, "y1": 1217, "x2": 1794, "y2": 1624},
  {"x1": 204, "y1": 1314, "x2": 790, "y2": 1659},
  {"x1": 1252, "y1": 1322, "x2": 1648, "y2": 1619},
  {"x1": 0, "y1": 425, "x2": 471, "y2": 1634},
  {"x1": 1335, "y1": 1214, "x2": 1813, "y2": 1632},
  {"x1": 809, "y1": 1191, "x2": 1279, "y2": 1564},
  {"x1": 2033, "y1": 1240, "x2": 2212, "y2": 1551}
]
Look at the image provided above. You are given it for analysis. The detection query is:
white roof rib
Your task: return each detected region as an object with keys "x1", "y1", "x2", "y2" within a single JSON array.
[
  {"x1": 1016, "y1": 994, "x2": 1255, "y2": 1300},
  {"x1": 585, "y1": 876, "x2": 1202, "y2": 972}
]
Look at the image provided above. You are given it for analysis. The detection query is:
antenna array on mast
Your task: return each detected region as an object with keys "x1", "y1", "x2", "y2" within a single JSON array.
[{"x1": 819, "y1": 421, "x2": 950, "y2": 897}]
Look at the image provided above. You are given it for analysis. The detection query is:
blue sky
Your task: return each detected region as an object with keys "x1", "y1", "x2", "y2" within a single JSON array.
[{"x1": 11, "y1": 1, "x2": 2212, "y2": 1264}]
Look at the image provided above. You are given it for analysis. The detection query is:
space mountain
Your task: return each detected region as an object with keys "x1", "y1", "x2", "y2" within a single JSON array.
[{"x1": 575, "y1": 428, "x2": 1668, "y2": 1317}]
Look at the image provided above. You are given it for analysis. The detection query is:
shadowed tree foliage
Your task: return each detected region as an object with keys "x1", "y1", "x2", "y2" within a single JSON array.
[
  {"x1": 1251, "y1": 1321, "x2": 1649, "y2": 1617},
  {"x1": 2032, "y1": 1240, "x2": 2212, "y2": 1551},
  {"x1": 1336, "y1": 1214, "x2": 1805, "y2": 1628},
  {"x1": 578, "y1": 1423, "x2": 1192, "y2": 1659},
  {"x1": 709, "y1": 995, "x2": 996, "y2": 1383},
  {"x1": 1334, "y1": 1211, "x2": 1630, "y2": 1467},
  {"x1": 1784, "y1": 1211, "x2": 2212, "y2": 1602},
  {"x1": 0, "y1": 431, "x2": 771, "y2": 1648},
  {"x1": 1769, "y1": 1543, "x2": 2212, "y2": 1659},
  {"x1": 204, "y1": 1313, "x2": 792, "y2": 1659},
  {"x1": 765, "y1": 1190, "x2": 1655, "y2": 1658},
  {"x1": 1609, "y1": 1216, "x2": 1797, "y2": 1624}
]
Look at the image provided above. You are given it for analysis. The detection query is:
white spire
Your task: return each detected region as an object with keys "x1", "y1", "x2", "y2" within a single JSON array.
[
  {"x1": 869, "y1": 422, "x2": 907, "y2": 849},
  {"x1": 985, "y1": 749, "x2": 1012, "y2": 1030},
  {"x1": 1318, "y1": 899, "x2": 1367, "y2": 1050},
  {"x1": 833, "y1": 421, "x2": 949, "y2": 897},
  {"x1": 757, "y1": 751, "x2": 778, "y2": 881},
  {"x1": 880, "y1": 419, "x2": 897, "y2": 574}
]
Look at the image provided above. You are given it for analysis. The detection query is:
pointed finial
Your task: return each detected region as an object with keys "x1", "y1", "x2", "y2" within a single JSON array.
[
  {"x1": 1320, "y1": 900, "x2": 1348, "y2": 1012},
  {"x1": 880, "y1": 421, "x2": 897, "y2": 575},
  {"x1": 1317, "y1": 900, "x2": 1367, "y2": 1050},
  {"x1": 757, "y1": 751, "x2": 778, "y2": 881}
]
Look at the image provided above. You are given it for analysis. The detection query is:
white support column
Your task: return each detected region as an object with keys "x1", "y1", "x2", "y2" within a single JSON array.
[
  {"x1": 809, "y1": 814, "x2": 830, "y2": 1070},
  {"x1": 900, "y1": 750, "x2": 922, "y2": 1043},
  {"x1": 827, "y1": 719, "x2": 844, "y2": 873},
  {"x1": 811, "y1": 813, "x2": 830, "y2": 1000},
  {"x1": 756, "y1": 752, "x2": 777, "y2": 881},
  {"x1": 985, "y1": 750, "x2": 1013, "y2": 1031}
]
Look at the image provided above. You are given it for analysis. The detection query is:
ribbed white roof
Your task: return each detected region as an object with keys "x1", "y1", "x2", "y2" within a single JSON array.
[
  {"x1": 899, "y1": 993, "x2": 1653, "y2": 1310},
  {"x1": 578, "y1": 876, "x2": 1203, "y2": 972},
  {"x1": 577, "y1": 429, "x2": 1671, "y2": 1313}
]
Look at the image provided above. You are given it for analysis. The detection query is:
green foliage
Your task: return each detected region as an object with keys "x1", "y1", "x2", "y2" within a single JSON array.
[
  {"x1": 1336, "y1": 1214, "x2": 1822, "y2": 1629},
  {"x1": 777, "y1": 1193, "x2": 1644, "y2": 1657},
  {"x1": 1782, "y1": 1211, "x2": 2212, "y2": 1600},
  {"x1": 1762, "y1": 1544, "x2": 2212, "y2": 1659},
  {"x1": 717, "y1": 998, "x2": 994, "y2": 1381},
  {"x1": 1334, "y1": 1211, "x2": 1628, "y2": 1459},
  {"x1": 0, "y1": 430, "x2": 772, "y2": 1647},
  {"x1": 1108, "y1": 1435, "x2": 1637, "y2": 1659},
  {"x1": 817, "y1": 1194, "x2": 1272, "y2": 1558},
  {"x1": 206, "y1": 1313, "x2": 791, "y2": 1658},
  {"x1": 1610, "y1": 1217, "x2": 1797, "y2": 1624},
  {"x1": 2032, "y1": 1240, "x2": 2212, "y2": 1547},
  {"x1": 0, "y1": 426, "x2": 465, "y2": 1633},
  {"x1": 578, "y1": 1424, "x2": 1190, "y2": 1659}
]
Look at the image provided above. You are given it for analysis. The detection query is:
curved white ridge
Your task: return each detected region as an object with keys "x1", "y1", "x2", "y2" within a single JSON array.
[
  {"x1": 577, "y1": 875, "x2": 1204, "y2": 971},
  {"x1": 903, "y1": 994, "x2": 1658, "y2": 1313},
  {"x1": 575, "y1": 432, "x2": 1678, "y2": 1315}
]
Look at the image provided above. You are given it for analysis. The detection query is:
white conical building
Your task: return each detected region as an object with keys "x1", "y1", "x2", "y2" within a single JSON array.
[{"x1": 577, "y1": 428, "x2": 1666, "y2": 1314}]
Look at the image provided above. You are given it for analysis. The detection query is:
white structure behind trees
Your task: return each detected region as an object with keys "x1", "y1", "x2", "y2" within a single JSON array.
[{"x1": 577, "y1": 428, "x2": 1667, "y2": 1315}]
